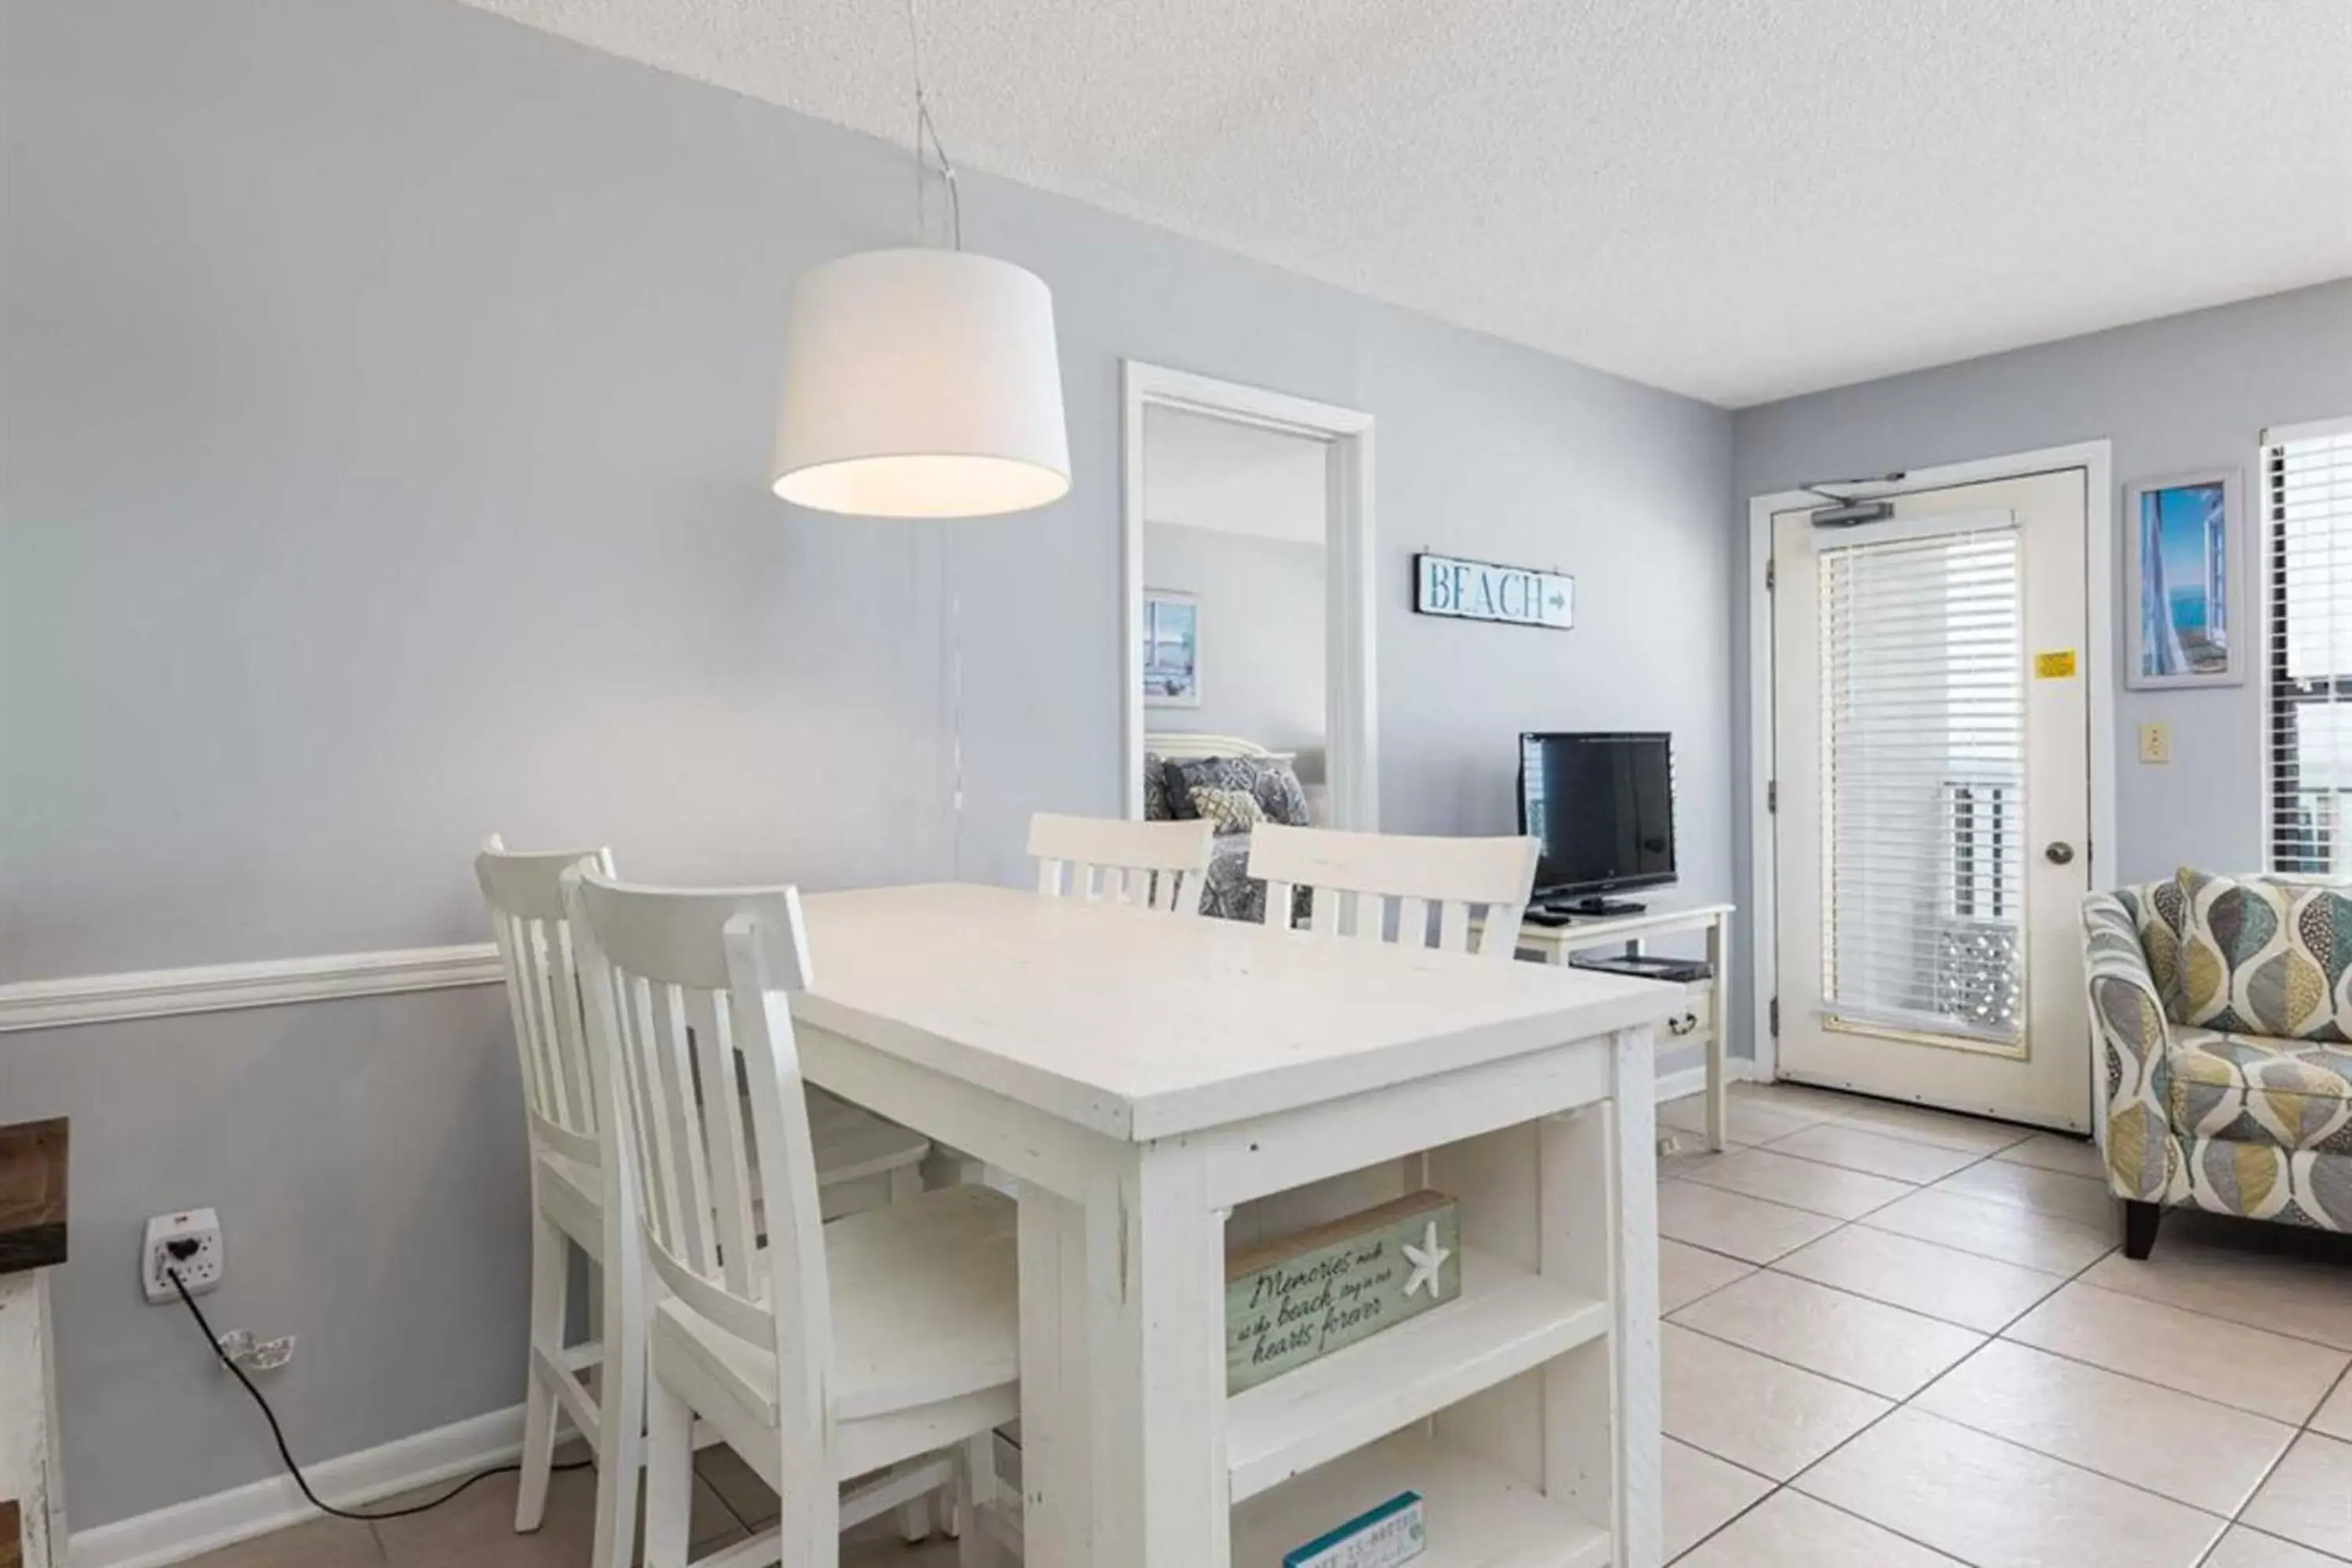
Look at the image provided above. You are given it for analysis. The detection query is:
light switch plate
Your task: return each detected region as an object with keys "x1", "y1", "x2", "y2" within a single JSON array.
[{"x1": 2138, "y1": 722, "x2": 2172, "y2": 764}]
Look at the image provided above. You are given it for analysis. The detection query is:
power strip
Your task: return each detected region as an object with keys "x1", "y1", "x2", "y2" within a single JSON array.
[{"x1": 143, "y1": 1209, "x2": 223, "y2": 1303}]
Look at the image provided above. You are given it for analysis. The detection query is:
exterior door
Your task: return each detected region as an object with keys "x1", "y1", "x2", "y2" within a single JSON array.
[{"x1": 1772, "y1": 470, "x2": 2094, "y2": 1131}]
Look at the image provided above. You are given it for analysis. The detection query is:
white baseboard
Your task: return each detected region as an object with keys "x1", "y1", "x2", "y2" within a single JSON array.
[
  {"x1": 1656, "y1": 1055, "x2": 1756, "y2": 1105},
  {"x1": 66, "y1": 1403, "x2": 532, "y2": 1568}
]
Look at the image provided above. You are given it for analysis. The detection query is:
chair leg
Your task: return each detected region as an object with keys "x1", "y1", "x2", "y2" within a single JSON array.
[
  {"x1": 2122, "y1": 1200, "x2": 2161, "y2": 1261},
  {"x1": 885, "y1": 1163, "x2": 935, "y2": 1545},
  {"x1": 589, "y1": 1229, "x2": 645, "y2": 1568},
  {"x1": 955, "y1": 1433, "x2": 996, "y2": 1568},
  {"x1": 894, "y1": 1457, "x2": 934, "y2": 1544},
  {"x1": 514, "y1": 1210, "x2": 567, "y2": 1532},
  {"x1": 642, "y1": 1376, "x2": 695, "y2": 1568}
]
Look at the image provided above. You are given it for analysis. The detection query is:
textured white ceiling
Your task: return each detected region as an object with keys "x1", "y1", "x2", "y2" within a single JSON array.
[
  {"x1": 459, "y1": 0, "x2": 2352, "y2": 406},
  {"x1": 1144, "y1": 408, "x2": 1328, "y2": 545}
]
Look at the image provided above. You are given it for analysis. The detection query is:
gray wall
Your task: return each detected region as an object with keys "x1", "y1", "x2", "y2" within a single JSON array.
[
  {"x1": 1729, "y1": 279, "x2": 2352, "y2": 1058},
  {"x1": 2, "y1": 0, "x2": 1733, "y2": 1528},
  {"x1": 1142, "y1": 523, "x2": 1328, "y2": 759}
]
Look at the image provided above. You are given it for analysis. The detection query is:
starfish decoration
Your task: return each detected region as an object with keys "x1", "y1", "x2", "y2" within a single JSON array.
[{"x1": 1401, "y1": 1219, "x2": 1452, "y2": 1301}]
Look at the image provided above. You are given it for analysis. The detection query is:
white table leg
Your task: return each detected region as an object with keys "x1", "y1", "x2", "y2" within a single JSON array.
[
  {"x1": 0, "y1": 1270, "x2": 63, "y2": 1567},
  {"x1": 1706, "y1": 913, "x2": 1731, "y2": 1152},
  {"x1": 1089, "y1": 1141, "x2": 1228, "y2": 1568},
  {"x1": 1018, "y1": 1183, "x2": 1094, "y2": 1568},
  {"x1": 1537, "y1": 1025, "x2": 1662, "y2": 1566}
]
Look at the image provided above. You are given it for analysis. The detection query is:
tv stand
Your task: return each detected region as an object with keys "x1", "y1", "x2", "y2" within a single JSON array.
[
  {"x1": 1472, "y1": 900, "x2": 1739, "y2": 1152},
  {"x1": 1547, "y1": 895, "x2": 1648, "y2": 918}
]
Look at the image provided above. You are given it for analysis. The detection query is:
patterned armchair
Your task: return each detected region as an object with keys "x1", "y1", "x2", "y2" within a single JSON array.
[{"x1": 2084, "y1": 870, "x2": 2352, "y2": 1258}]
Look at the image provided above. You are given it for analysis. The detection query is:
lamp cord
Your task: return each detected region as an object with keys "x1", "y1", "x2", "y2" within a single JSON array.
[
  {"x1": 165, "y1": 1267, "x2": 590, "y2": 1523},
  {"x1": 906, "y1": 0, "x2": 962, "y2": 249}
]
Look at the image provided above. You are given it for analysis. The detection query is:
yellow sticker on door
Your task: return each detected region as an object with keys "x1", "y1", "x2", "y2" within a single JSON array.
[{"x1": 2034, "y1": 650, "x2": 2078, "y2": 679}]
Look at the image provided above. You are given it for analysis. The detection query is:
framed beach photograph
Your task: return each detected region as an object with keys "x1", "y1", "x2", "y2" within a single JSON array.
[
  {"x1": 1142, "y1": 589, "x2": 1200, "y2": 706},
  {"x1": 2125, "y1": 469, "x2": 2245, "y2": 688}
]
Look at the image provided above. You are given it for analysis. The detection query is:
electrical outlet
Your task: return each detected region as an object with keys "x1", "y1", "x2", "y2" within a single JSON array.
[
  {"x1": 2138, "y1": 722, "x2": 2172, "y2": 764},
  {"x1": 143, "y1": 1207, "x2": 223, "y2": 1304}
]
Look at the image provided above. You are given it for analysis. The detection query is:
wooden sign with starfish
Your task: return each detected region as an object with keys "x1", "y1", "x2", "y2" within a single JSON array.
[{"x1": 1223, "y1": 1189, "x2": 1461, "y2": 1396}]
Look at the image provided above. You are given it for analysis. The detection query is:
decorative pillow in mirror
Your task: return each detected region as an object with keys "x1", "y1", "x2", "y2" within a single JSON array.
[
  {"x1": 1142, "y1": 752, "x2": 1174, "y2": 822},
  {"x1": 1188, "y1": 785, "x2": 1265, "y2": 835},
  {"x1": 1164, "y1": 754, "x2": 1312, "y2": 829}
]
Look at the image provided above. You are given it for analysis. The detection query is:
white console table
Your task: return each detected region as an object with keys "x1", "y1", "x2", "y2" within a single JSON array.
[{"x1": 1496, "y1": 905, "x2": 1734, "y2": 1152}]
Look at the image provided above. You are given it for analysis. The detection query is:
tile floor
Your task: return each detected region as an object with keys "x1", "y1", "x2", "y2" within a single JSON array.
[
  {"x1": 181, "y1": 1082, "x2": 2352, "y2": 1568},
  {"x1": 1654, "y1": 1083, "x2": 2352, "y2": 1567}
]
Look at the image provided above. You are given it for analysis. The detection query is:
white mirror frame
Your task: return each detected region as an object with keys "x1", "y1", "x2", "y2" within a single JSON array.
[{"x1": 1120, "y1": 361, "x2": 1378, "y2": 830}]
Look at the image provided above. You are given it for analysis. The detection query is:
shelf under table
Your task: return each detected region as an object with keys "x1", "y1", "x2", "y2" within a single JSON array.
[
  {"x1": 1225, "y1": 1245, "x2": 1610, "y2": 1504},
  {"x1": 1231, "y1": 1425, "x2": 1612, "y2": 1568}
]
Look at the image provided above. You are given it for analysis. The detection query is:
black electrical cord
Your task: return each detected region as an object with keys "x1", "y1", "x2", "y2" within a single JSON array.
[{"x1": 165, "y1": 1266, "x2": 592, "y2": 1521}]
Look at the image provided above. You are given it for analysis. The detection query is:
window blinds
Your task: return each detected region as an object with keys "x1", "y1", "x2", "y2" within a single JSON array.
[
  {"x1": 2267, "y1": 416, "x2": 2352, "y2": 877},
  {"x1": 1820, "y1": 524, "x2": 2026, "y2": 1047}
]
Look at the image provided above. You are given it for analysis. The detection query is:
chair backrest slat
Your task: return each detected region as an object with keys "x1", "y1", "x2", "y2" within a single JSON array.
[
  {"x1": 567, "y1": 869, "x2": 831, "y2": 1452},
  {"x1": 1246, "y1": 824, "x2": 1539, "y2": 960},
  {"x1": 477, "y1": 837, "x2": 616, "y2": 1164},
  {"x1": 688, "y1": 985, "x2": 759, "y2": 1299},
  {"x1": 1027, "y1": 812, "x2": 1217, "y2": 918}
]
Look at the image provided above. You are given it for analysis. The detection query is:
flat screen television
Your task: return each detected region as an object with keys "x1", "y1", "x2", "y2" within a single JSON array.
[{"x1": 1517, "y1": 731, "x2": 1678, "y2": 914}]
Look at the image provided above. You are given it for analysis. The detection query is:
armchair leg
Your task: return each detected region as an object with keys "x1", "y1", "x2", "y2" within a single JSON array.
[{"x1": 2122, "y1": 1200, "x2": 2161, "y2": 1261}]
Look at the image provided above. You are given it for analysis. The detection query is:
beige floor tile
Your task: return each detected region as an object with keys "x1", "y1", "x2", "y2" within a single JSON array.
[
  {"x1": 1993, "y1": 1132, "x2": 2109, "y2": 1179},
  {"x1": 177, "y1": 1518, "x2": 387, "y2": 1568},
  {"x1": 1661, "y1": 1237, "x2": 1757, "y2": 1313},
  {"x1": 695, "y1": 1443, "x2": 779, "y2": 1526},
  {"x1": 1671, "y1": 1271, "x2": 1984, "y2": 1399},
  {"x1": 2241, "y1": 1432, "x2": 2352, "y2": 1560},
  {"x1": 1662, "y1": 1093, "x2": 1826, "y2": 1147},
  {"x1": 1658, "y1": 1141, "x2": 1741, "y2": 1187},
  {"x1": 1860, "y1": 1185, "x2": 2118, "y2": 1275},
  {"x1": 1933, "y1": 1160, "x2": 2119, "y2": 1229},
  {"x1": 1657, "y1": 1178, "x2": 1842, "y2": 1264},
  {"x1": 2313, "y1": 1370, "x2": 2352, "y2": 1441},
  {"x1": 1822, "y1": 1100, "x2": 2034, "y2": 1156},
  {"x1": 1662, "y1": 1322, "x2": 1893, "y2": 1481},
  {"x1": 1763, "y1": 1123, "x2": 1986, "y2": 1184},
  {"x1": 2203, "y1": 1526, "x2": 2351, "y2": 1568},
  {"x1": 372, "y1": 1463, "x2": 740, "y2": 1567},
  {"x1": 1912, "y1": 1339, "x2": 2297, "y2": 1516},
  {"x1": 1737, "y1": 1081, "x2": 1877, "y2": 1122},
  {"x1": 1674, "y1": 1487, "x2": 1969, "y2": 1567},
  {"x1": 2077, "y1": 1225, "x2": 2352, "y2": 1352},
  {"x1": 2003, "y1": 1281, "x2": 2350, "y2": 1425},
  {"x1": 1792, "y1": 1406, "x2": 2227, "y2": 1568},
  {"x1": 843, "y1": 1540, "x2": 961, "y2": 1566},
  {"x1": 1672, "y1": 1145, "x2": 1916, "y2": 1219},
  {"x1": 1662, "y1": 1436, "x2": 1773, "y2": 1561},
  {"x1": 1774, "y1": 1225, "x2": 2067, "y2": 1333}
]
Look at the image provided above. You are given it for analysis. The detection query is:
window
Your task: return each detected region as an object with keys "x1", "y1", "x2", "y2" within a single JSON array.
[{"x1": 2265, "y1": 416, "x2": 2352, "y2": 876}]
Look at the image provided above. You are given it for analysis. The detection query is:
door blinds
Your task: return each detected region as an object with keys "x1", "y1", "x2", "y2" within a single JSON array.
[{"x1": 1819, "y1": 523, "x2": 2027, "y2": 1048}]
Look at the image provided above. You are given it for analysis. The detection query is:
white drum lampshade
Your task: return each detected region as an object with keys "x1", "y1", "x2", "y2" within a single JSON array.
[{"x1": 771, "y1": 248, "x2": 1070, "y2": 518}]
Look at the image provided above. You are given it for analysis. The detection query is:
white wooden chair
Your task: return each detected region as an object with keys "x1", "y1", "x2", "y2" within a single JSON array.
[
  {"x1": 1243, "y1": 822, "x2": 1540, "y2": 957},
  {"x1": 1027, "y1": 811, "x2": 1216, "y2": 913},
  {"x1": 564, "y1": 868, "x2": 1014, "y2": 1568},
  {"x1": 475, "y1": 838, "x2": 934, "y2": 1566}
]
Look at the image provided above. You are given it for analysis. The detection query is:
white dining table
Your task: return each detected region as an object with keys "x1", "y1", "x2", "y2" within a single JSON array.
[{"x1": 790, "y1": 883, "x2": 1675, "y2": 1568}]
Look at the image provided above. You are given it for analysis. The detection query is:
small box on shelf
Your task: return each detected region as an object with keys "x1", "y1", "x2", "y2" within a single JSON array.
[{"x1": 1283, "y1": 1488, "x2": 1425, "y2": 1568}]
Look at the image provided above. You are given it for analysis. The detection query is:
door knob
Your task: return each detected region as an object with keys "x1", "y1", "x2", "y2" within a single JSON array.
[{"x1": 2045, "y1": 841, "x2": 2075, "y2": 866}]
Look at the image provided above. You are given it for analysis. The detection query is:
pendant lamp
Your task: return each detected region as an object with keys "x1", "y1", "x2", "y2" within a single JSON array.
[{"x1": 770, "y1": 4, "x2": 1069, "y2": 518}]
